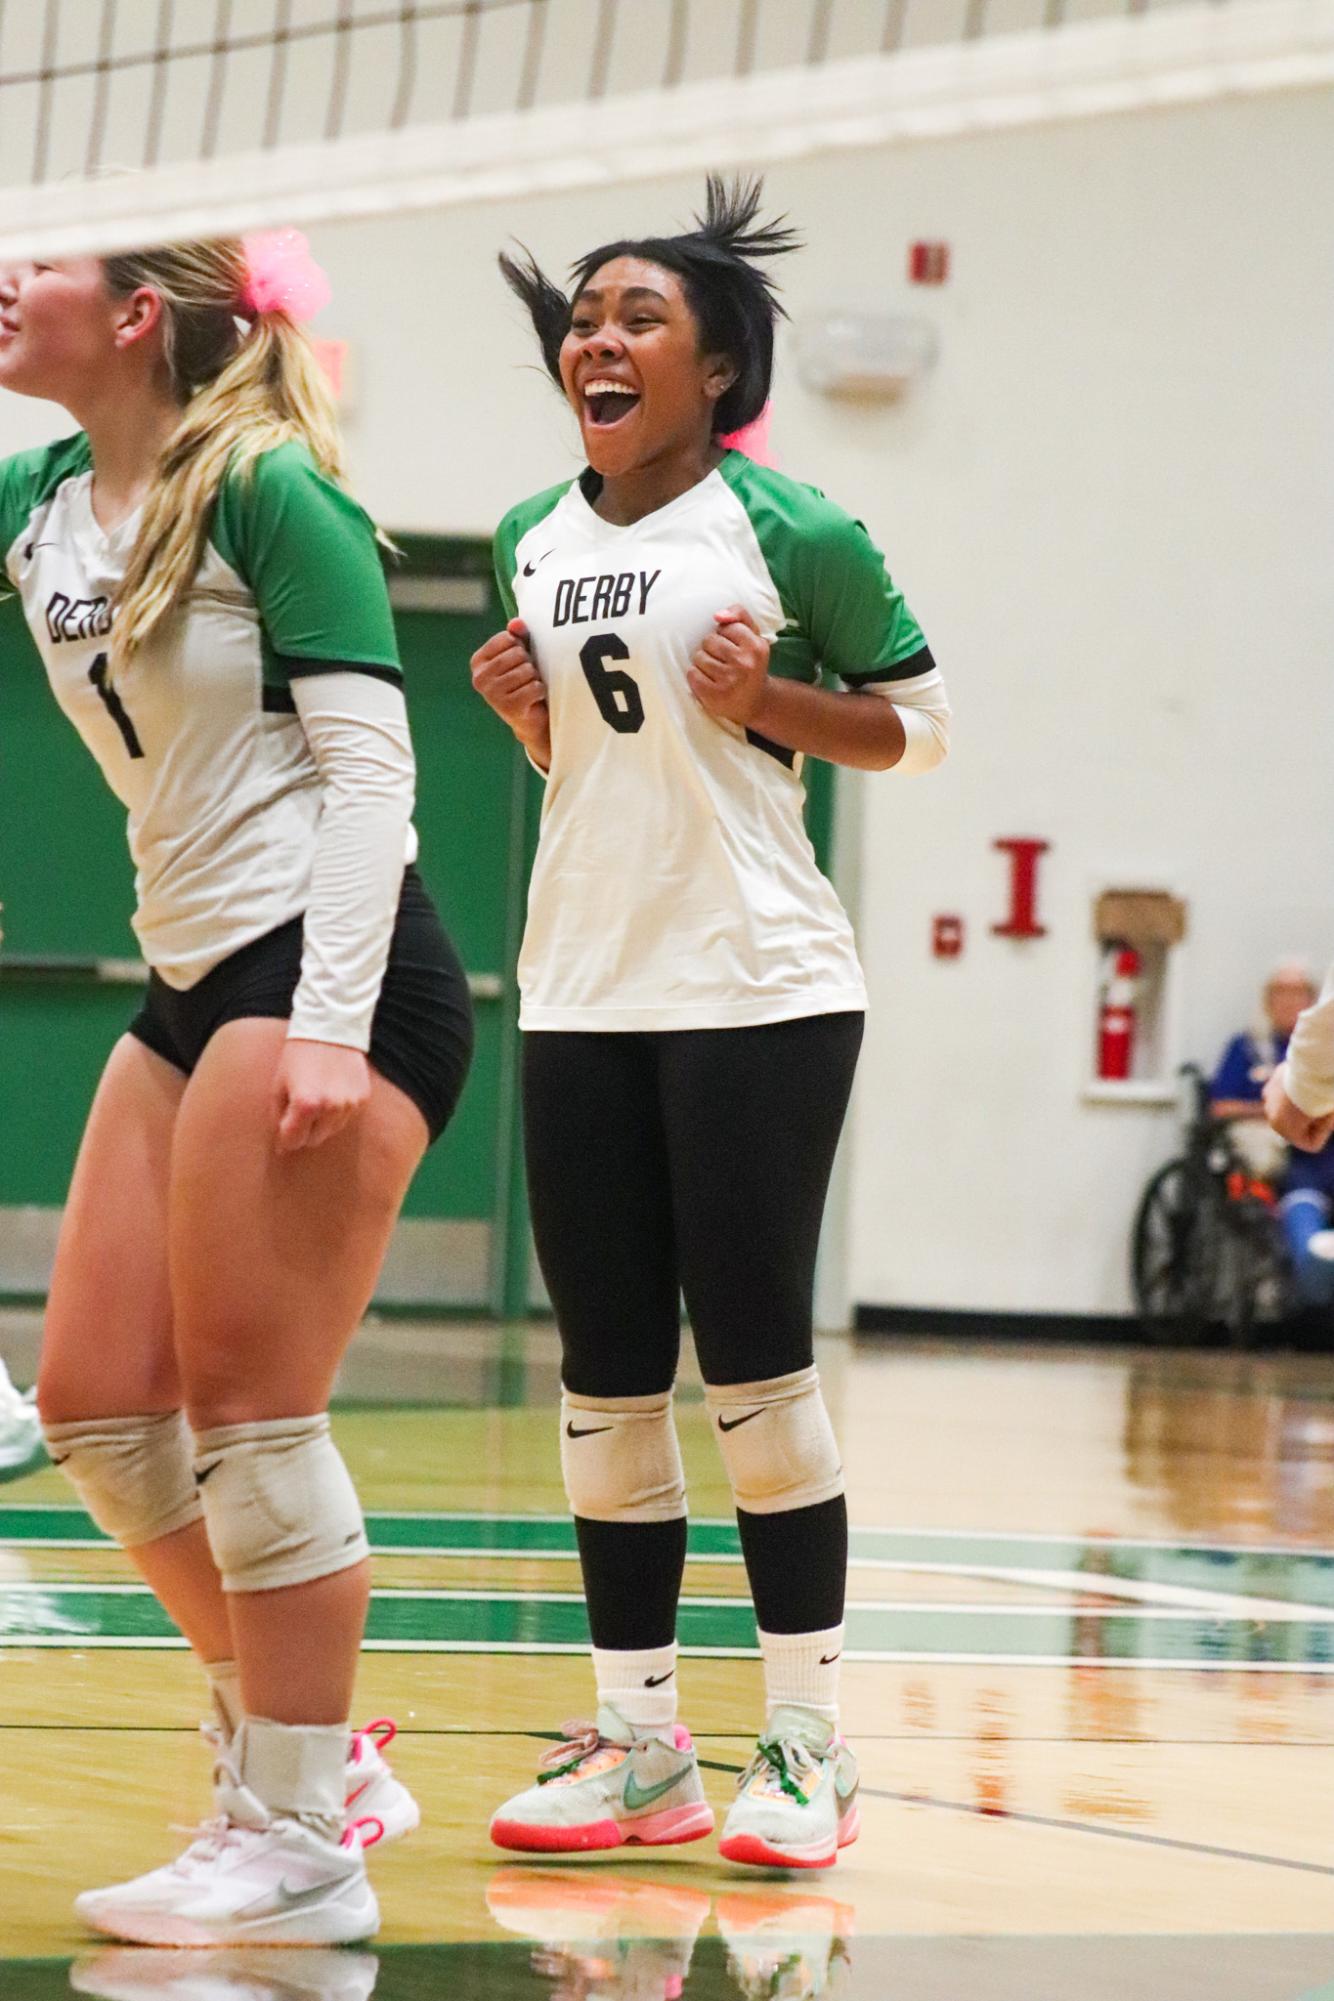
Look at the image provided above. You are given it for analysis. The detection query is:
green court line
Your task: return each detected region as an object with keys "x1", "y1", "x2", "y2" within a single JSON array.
[
  {"x1": 6, "y1": 1582, "x2": 1334, "y2": 1666},
  {"x1": 7, "y1": 1504, "x2": 1334, "y2": 1606}
]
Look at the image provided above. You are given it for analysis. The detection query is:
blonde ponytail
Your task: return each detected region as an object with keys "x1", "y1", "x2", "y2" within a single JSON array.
[{"x1": 102, "y1": 240, "x2": 348, "y2": 677}]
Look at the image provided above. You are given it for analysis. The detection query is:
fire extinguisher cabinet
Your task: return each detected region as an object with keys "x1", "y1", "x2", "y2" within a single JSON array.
[{"x1": 1085, "y1": 887, "x2": 1188, "y2": 1105}]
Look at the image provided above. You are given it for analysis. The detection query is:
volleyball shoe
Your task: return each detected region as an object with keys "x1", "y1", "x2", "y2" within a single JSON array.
[
  {"x1": 490, "y1": 1704, "x2": 715, "y2": 1853},
  {"x1": 0, "y1": 1356, "x2": 45, "y2": 1483},
  {"x1": 718, "y1": 1707, "x2": 860, "y2": 1870},
  {"x1": 344, "y1": 1717, "x2": 420, "y2": 1844},
  {"x1": 74, "y1": 1753, "x2": 380, "y2": 1946}
]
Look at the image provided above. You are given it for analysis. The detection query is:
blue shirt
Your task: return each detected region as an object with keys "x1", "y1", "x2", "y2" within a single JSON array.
[{"x1": 1211, "y1": 1031, "x2": 1285, "y2": 1104}]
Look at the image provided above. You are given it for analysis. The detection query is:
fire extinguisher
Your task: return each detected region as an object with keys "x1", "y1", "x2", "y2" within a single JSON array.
[{"x1": 1098, "y1": 943, "x2": 1141, "y2": 1080}]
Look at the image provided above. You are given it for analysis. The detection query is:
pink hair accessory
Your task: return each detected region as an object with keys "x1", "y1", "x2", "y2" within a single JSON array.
[
  {"x1": 719, "y1": 400, "x2": 776, "y2": 466},
  {"x1": 240, "y1": 228, "x2": 332, "y2": 323}
]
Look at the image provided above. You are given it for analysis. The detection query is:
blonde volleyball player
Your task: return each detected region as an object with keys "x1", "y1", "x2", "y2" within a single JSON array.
[
  {"x1": 0, "y1": 236, "x2": 472, "y2": 1943},
  {"x1": 472, "y1": 178, "x2": 950, "y2": 1869}
]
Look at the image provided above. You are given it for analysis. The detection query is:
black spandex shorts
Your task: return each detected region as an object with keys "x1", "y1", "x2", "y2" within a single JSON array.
[{"x1": 128, "y1": 866, "x2": 473, "y2": 1144}]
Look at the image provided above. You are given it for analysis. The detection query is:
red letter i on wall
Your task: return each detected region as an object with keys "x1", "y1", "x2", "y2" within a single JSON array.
[{"x1": 991, "y1": 838, "x2": 1049, "y2": 939}]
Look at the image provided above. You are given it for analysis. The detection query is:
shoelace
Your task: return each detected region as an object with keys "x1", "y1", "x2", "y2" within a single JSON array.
[
  {"x1": 738, "y1": 1737, "x2": 816, "y2": 1806},
  {"x1": 349, "y1": 1716, "x2": 397, "y2": 1765},
  {"x1": 536, "y1": 1720, "x2": 607, "y2": 1786},
  {"x1": 345, "y1": 1813, "x2": 385, "y2": 1850},
  {"x1": 163, "y1": 1814, "x2": 252, "y2": 1874}
]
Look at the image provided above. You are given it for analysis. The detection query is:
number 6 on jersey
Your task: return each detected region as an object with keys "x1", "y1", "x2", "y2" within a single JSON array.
[{"x1": 579, "y1": 631, "x2": 644, "y2": 735}]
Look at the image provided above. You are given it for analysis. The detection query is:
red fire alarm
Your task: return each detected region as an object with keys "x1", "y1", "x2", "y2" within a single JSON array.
[
  {"x1": 933, "y1": 915, "x2": 965, "y2": 959},
  {"x1": 909, "y1": 241, "x2": 950, "y2": 285}
]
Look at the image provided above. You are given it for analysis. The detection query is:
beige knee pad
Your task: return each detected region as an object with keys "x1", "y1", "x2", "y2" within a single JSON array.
[
  {"x1": 705, "y1": 1365, "x2": 844, "y2": 1514},
  {"x1": 42, "y1": 1409, "x2": 202, "y2": 1548},
  {"x1": 559, "y1": 1387, "x2": 686, "y2": 1523},
  {"x1": 193, "y1": 1414, "x2": 369, "y2": 1593}
]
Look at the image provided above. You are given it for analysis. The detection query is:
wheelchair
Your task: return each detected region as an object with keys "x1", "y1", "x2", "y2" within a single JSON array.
[{"x1": 1131, "y1": 1064, "x2": 1296, "y2": 1346}]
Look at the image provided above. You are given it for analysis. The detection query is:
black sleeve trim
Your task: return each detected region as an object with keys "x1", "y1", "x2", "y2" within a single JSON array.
[
  {"x1": 280, "y1": 655, "x2": 404, "y2": 687},
  {"x1": 842, "y1": 642, "x2": 937, "y2": 688},
  {"x1": 745, "y1": 726, "x2": 797, "y2": 770},
  {"x1": 262, "y1": 684, "x2": 297, "y2": 714}
]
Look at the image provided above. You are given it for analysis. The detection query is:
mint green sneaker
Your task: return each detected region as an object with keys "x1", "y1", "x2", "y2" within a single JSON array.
[
  {"x1": 489, "y1": 1704, "x2": 715, "y2": 1855},
  {"x1": 719, "y1": 1707, "x2": 860, "y2": 1870}
]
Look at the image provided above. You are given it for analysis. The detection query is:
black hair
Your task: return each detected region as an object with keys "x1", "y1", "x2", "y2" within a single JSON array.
[{"x1": 499, "y1": 174, "x2": 800, "y2": 437}]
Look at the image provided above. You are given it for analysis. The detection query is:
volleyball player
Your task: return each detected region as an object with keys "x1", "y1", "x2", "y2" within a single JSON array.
[
  {"x1": 0, "y1": 237, "x2": 471, "y2": 1942},
  {"x1": 472, "y1": 179, "x2": 950, "y2": 1869}
]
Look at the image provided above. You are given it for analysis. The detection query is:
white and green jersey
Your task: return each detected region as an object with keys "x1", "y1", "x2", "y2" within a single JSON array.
[
  {"x1": 0, "y1": 434, "x2": 411, "y2": 1025},
  {"x1": 496, "y1": 450, "x2": 936, "y2": 1032}
]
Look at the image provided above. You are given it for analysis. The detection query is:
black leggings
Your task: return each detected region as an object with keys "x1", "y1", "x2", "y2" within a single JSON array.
[
  {"x1": 523, "y1": 1011, "x2": 864, "y2": 1394},
  {"x1": 523, "y1": 1012, "x2": 863, "y2": 1649}
]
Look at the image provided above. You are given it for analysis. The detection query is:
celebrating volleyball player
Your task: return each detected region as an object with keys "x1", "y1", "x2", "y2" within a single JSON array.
[
  {"x1": 0, "y1": 236, "x2": 471, "y2": 1942},
  {"x1": 472, "y1": 178, "x2": 950, "y2": 1869}
]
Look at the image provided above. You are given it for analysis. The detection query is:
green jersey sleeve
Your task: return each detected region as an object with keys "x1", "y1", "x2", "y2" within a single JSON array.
[
  {"x1": 212, "y1": 442, "x2": 400, "y2": 680},
  {"x1": 492, "y1": 481, "x2": 572, "y2": 624},
  {"x1": 0, "y1": 434, "x2": 93, "y2": 582},
  {"x1": 721, "y1": 454, "x2": 934, "y2": 688}
]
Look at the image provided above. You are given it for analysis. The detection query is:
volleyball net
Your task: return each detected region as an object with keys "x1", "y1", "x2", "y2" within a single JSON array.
[{"x1": 2, "y1": 0, "x2": 1332, "y2": 262}]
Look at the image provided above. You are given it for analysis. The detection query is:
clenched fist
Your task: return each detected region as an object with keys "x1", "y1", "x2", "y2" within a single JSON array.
[
  {"x1": 687, "y1": 605, "x2": 771, "y2": 727},
  {"x1": 471, "y1": 618, "x2": 551, "y2": 769}
]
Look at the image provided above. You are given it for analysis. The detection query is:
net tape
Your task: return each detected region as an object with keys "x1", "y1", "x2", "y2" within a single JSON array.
[{"x1": 0, "y1": 0, "x2": 1331, "y2": 261}]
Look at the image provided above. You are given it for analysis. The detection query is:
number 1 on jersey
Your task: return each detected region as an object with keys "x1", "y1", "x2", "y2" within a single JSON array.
[
  {"x1": 89, "y1": 652, "x2": 145, "y2": 760},
  {"x1": 579, "y1": 632, "x2": 644, "y2": 735}
]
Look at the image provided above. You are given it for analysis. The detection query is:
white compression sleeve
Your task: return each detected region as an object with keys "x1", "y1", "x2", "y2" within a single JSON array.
[
  {"x1": 1282, "y1": 961, "x2": 1334, "y2": 1118},
  {"x1": 289, "y1": 671, "x2": 416, "y2": 1051},
  {"x1": 861, "y1": 664, "x2": 952, "y2": 774}
]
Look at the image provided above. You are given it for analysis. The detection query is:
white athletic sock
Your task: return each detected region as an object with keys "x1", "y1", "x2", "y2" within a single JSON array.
[
  {"x1": 758, "y1": 1624, "x2": 843, "y2": 1733},
  {"x1": 204, "y1": 1657, "x2": 243, "y2": 1740},
  {"x1": 592, "y1": 1641, "x2": 679, "y2": 1738},
  {"x1": 234, "y1": 1716, "x2": 350, "y2": 1843}
]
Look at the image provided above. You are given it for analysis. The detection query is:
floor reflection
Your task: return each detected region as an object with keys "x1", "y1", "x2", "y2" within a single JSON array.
[{"x1": 7, "y1": 1931, "x2": 1334, "y2": 2001}]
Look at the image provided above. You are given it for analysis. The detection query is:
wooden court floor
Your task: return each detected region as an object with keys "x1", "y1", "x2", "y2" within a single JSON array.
[{"x1": 7, "y1": 1320, "x2": 1334, "y2": 1997}]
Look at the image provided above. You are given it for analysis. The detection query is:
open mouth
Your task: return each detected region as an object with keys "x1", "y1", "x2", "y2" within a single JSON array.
[{"x1": 583, "y1": 379, "x2": 641, "y2": 429}]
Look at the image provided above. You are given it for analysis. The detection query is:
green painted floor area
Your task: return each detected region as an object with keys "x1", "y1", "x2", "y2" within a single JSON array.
[
  {"x1": 8, "y1": 1504, "x2": 1334, "y2": 1607},
  {"x1": 5, "y1": 1580, "x2": 1334, "y2": 1666},
  {"x1": 9, "y1": 1507, "x2": 1334, "y2": 1665}
]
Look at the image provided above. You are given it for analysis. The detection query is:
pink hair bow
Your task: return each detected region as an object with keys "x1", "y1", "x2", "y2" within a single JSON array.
[
  {"x1": 719, "y1": 400, "x2": 775, "y2": 466},
  {"x1": 241, "y1": 229, "x2": 332, "y2": 323}
]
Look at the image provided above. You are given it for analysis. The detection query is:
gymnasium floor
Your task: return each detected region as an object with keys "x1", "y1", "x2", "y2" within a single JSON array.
[{"x1": 6, "y1": 1315, "x2": 1334, "y2": 1998}]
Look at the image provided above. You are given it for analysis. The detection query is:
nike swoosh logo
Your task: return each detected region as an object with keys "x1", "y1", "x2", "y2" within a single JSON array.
[
  {"x1": 235, "y1": 1873, "x2": 360, "y2": 1922},
  {"x1": 194, "y1": 1459, "x2": 223, "y2": 1484},
  {"x1": 622, "y1": 1764, "x2": 692, "y2": 1812},
  {"x1": 566, "y1": 1422, "x2": 613, "y2": 1438},
  {"x1": 522, "y1": 550, "x2": 554, "y2": 577},
  {"x1": 717, "y1": 1410, "x2": 764, "y2": 1433},
  {"x1": 820, "y1": 1653, "x2": 841, "y2": 1665},
  {"x1": 644, "y1": 1671, "x2": 675, "y2": 1688}
]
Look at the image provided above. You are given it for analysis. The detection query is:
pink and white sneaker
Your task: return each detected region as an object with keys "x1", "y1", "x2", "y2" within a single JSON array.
[
  {"x1": 490, "y1": 1704, "x2": 715, "y2": 1854},
  {"x1": 75, "y1": 1759, "x2": 380, "y2": 1946},
  {"x1": 345, "y1": 1718, "x2": 420, "y2": 1846}
]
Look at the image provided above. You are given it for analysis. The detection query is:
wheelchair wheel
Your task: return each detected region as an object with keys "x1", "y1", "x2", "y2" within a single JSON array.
[
  {"x1": 1131, "y1": 1158, "x2": 1214, "y2": 1341},
  {"x1": 1133, "y1": 1159, "x2": 1291, "y2": 1346}
]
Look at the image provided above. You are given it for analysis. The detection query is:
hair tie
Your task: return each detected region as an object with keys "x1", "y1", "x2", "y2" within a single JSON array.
[
  {"x1": 719, "y1": 401, "x2": 775, "y2": 466},
  {"x1": 240, "y1": 229, "x2": 332, "y2": 323}
]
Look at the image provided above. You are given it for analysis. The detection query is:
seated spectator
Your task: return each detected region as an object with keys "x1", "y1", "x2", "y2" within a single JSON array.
[{"x1": 1212, "y1": 960, "x2": 1334, "y2": 1306}]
